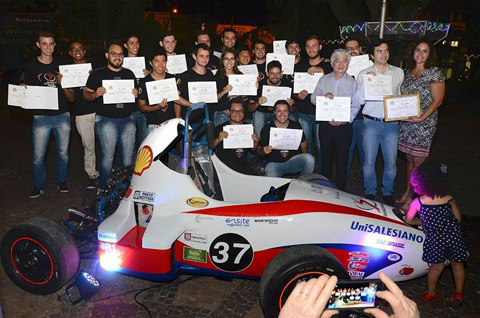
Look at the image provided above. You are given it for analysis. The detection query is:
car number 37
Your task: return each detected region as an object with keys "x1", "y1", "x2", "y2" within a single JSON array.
[{"x1": 208, "y1": 233, "x2": 254, "y2": 272}]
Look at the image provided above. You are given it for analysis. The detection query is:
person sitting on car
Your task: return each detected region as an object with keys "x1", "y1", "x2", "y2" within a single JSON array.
[
  {"x1": 257, "y1": 100, "x2": 314, "y2": 177},
  {"x1": 213, "y1": 98, "x2": 259, "y2": 175}
]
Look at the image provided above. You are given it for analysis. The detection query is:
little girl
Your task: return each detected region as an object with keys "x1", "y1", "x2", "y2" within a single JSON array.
[{"x1": 405, "y1": 161, "x2": 468, "y2": 308}]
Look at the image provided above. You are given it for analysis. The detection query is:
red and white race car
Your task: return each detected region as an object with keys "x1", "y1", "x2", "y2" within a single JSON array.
[{"x1": 1, "y1": 104, "x2": 427, "y2": 317}]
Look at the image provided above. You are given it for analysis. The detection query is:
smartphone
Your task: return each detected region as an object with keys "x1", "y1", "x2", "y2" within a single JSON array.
[{"x1": 325, "y1": 279, "x2": 384, "y2": 310}]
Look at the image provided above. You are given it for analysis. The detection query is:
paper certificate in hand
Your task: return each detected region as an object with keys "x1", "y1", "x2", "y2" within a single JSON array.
[
  {"x1": 238, "y1": 64, "x2": 259, "y2": 76},
  {"x1": 228, "y1": 75, "x2": 257, "y2": 96},
  {"x1": 266, "y1": 53, "x2": 295, "y2": 75},
  {"x1": 8, "y1": 84, "x2": 59, "y2": 110},
  {"x1": 223, "y1": 124, "x2": 254, "y2": 149},
  {"x1": 347, "y1": 55, "x2": 373, "y2": 78},
  {"x1": 59, "y1": 63, "x2": 92, "y2": 88},
  {"x1": 315, "y1": 96, "x2": 351, "y2": 122},
  {"x1": 123, "y1": 57, "x2": 146, "y2": 79},
  {"x1": 273, "y1": 40, "x2": 287, "y2": 54},
  {"x1": 188, "y1": 81, "x2": 218, "y2": 103},
  {"x1": 145, "y1": 78, "x2": 179, "y2": 104},
  {"x1": 166, "y1": 54, "x2": 187, "y2": 74},
  {"x1": 293, "y1": 72, "x2": 323, "y2": 93},
  {"x1": 383, "y1": 94, "x2": 420, "y2": 121},
  {"x1": 363, "y1": 74, "x2": 393, "y2": 100},
  {"x1": 261, "y1": 85, "x2": 292, "y2": 106},
  {"x1": 270, "y1": 128, "x2": 303, "y2": 150},
  {"x1": 102, "y1": 79, "x2": 135, "y2": 104}
]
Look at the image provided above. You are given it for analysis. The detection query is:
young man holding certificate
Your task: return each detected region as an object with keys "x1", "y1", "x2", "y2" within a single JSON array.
[
  {"x1": 311, "y1": 49, "x2": 361, "y2": 191},
  {"x1": 356, "y1": 40, "x2": 404, "y2": 205},
  {"x1": 83, "y1": 42, "x2": 138, "y2": 189},
  {"x1": 23, "y1": 31, "x2": 71, "y2": 198},
  {"x1": 214, "y1": 98, "x2": 259, "y2": 175},
  {"x1": 258, "y1": 100, "x2": 314, "y2": 178}
]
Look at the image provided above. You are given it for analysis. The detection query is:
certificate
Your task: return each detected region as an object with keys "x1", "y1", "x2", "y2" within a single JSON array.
[
  {"x1": 123, "y1": 57, "x2": 146, "y2": 79},
  {"x1": 293, "y1": 72, "x2": 323, "y2": 93},
  {"x1": 166, "y1": 54, "x2": 188, "y2": 74},
  {"x1": 188, "y1": 81, "x2": 218, "y2": 103},
  {"x1": 273, "y1": 40, "x2": 287, "y2": 54},
  {"x1": 347, "y1": 55, "x2": 373, "y2": 78},
  {"x1": 223, "y1": 124, "x2": 254, "y2": 149},
  {"x1": 213, "y1": 51, "x2": 222, "y2": 59},
  {"x1": 8, "y1": 84, "x2": 59, "y2": 110},
  {"x1": 316, "y1": 96, "x2": 351, "y2": 122},
  {"x1": 59, "y1": 63, "x2": 91, "y2": 88},
  {"x1": 238, "y1": 64, "x2": 259, "y2": 76},
  {"x1": 102, "y1": 80, "x2": 135, "y2": 104},
  {"x1": 261, "y1": 85, "x2": 292, "y2": 106},
  {"x1": 228, "y1": 75, "x2": 257, "y2": 96},
  {"x1": 363, "y1": 74, "x2": 393, "y2": 100},
  {"x1": 266, "y1": 53, "x2": 295, "y2": 75},
  {"x1": 145, "y1": 78, "x2": 179, "y2": 104},
  {"x1": 383, "y1": 94, "x2": 420, "y2": 121},
  {"x1": 270, "y1": 128, "x2": 303, "y2": 150}
]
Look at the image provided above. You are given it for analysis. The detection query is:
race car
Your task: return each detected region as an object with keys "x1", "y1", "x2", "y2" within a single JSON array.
[{"x1": 1, "y1": 103, "x2": 427, "y2": 318}]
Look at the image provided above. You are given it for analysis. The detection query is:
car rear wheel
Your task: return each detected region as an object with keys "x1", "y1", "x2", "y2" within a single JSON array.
[
  {"x1": 259, "y1": 245, "x2": 348, "y2": 318},
  {"x1": 1, "y1": 217, "x2": 80, "y2": 295}
]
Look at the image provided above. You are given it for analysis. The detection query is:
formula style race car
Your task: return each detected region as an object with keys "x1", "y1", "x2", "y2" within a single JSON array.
[{"x1": 1, "y1": 104, "x2": 427, "y2": 317}]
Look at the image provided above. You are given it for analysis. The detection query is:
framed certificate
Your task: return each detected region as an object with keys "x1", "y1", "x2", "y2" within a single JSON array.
[{"x1": 383, "y1": 94, "x2": 420, "y2": 122}]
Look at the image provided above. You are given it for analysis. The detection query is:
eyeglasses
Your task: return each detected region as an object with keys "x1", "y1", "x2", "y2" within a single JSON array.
[
  {"x1": 70, "y1": 47, "x2": 84, "y2": 52},
  {"x1": 346, "y1": 46, "x2": 359, "y2": 51},
  {"x1": 230, "y1": 110, "x2": 244, "y2": 114},
  {"x1": 333, "y1": 59, "x2": 348, "y2": 64},
  {"x1": 224, "y1": 57, "x2": 236, "y2": 61},
  {"x1": 109, "y1": 52, "x2": 124, "y2": 57}
]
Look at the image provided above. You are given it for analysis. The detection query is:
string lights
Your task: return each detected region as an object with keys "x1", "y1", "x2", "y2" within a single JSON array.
[{"x1": 340, "y1": 21, "x2": 450, "y2": 35}]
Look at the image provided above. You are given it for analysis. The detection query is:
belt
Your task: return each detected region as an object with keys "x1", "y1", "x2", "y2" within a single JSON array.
[{"x1": 364, "y1": 114, "x2": 385, "y2": 122}]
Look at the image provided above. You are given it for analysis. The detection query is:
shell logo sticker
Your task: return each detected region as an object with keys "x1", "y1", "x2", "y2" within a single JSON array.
[
  {"x1": 187, "y1": 197, "x2": 209, "y2": 208},
  {"x1": 134, "y1": 146, "x2": 153, "y2": 176}
]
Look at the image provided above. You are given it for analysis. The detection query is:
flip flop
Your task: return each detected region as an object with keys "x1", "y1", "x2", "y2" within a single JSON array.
[
  {"x1": 446, "y1": 292, "x2": 464, "y2": 308},
  {"x1": 423, "y1": 291, "x2": 442, "y2": 302}
]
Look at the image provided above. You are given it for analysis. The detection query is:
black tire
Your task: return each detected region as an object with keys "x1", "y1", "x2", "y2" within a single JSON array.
[
  {"x1": 259, "y1": 245, "x2": 348, "y2": 318},
  {"x1": 1, "y1": 217, "x2": 80, "y2": 295},
  {"x1": 298, "y1": 173, "x2": 337, "y2": 189}
]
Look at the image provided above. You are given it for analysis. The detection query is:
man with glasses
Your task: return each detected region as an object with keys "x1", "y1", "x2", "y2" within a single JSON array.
[
  {"x1": 83, "y1": 42, "x2": 138, "y2": 189},
  {"x1": 214, "y1": 98, "x2": 259, "y2": 175},
  {"x1": 311, "y1": 49, "x2": 361, "y2": 190},
  {"x1": 22, "y1": 31, "x2": 71, "y2": 198},
  {"x1": 57, "y1": 41, "x2": 100, "y2": 189},
  {"x1": 356, "y1": 40, "x2": 404, "y2": 205}
]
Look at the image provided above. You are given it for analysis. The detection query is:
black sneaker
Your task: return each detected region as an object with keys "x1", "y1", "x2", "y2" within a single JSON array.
[
  {"x1": 57, "y1": 181, "x2": 69, "y2": 193},
  {"x1": 30, "y1": 186, "x2": 45, "y2": 199},
  {"x1": 383, "y1": 195, "x2": 394, "y2": 206},
  {"x1": 86, "y1": 177, "x2": 97, "y2": 190},
  {"x1": 366, "y1": 194, "x2": 375, "y2": 200}
]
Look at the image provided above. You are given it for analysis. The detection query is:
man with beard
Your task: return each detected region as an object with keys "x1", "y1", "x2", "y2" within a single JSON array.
[
  {"x1": 57, "y1": 41, "x2": 100, "y2": 189},
  {"x1": 252, "y1": 39, "x2": 267, "y2": 80},
  {"x1": 285, "y1": 38, "x2": 306, "y2": 121},
  {"x1": 221, "y1": 27, "x2": 237, "y2": 51},
  {"x1": 22, "y1": 31, "x2": 70, "y2": 198},
  {"x1": 83, "y1": 42, "x2": 138, "y2": 189},
  {"x1": 186, "y1": 30, "x2": 220, "y2": 71},
  {"x1": 258, "y1": 100, "x2": 314, "y2": 177}
]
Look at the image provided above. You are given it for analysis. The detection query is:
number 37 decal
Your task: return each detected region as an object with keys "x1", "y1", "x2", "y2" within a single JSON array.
[{"x1": 209, "y1": 233, "x2": 254, "y2": 272}]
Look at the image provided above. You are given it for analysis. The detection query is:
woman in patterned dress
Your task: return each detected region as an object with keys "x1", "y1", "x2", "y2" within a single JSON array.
[{"x1": 396, "y1": 38, "x2": 445, "y2": 210}]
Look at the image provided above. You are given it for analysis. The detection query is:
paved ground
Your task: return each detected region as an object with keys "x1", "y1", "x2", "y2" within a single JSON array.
[{"x1": 0, "y1": 88, "x2": 479, "y2": 317}]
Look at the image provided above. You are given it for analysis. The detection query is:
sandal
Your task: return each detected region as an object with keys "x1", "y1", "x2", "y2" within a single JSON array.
[
  {"x1": 395, "y1": 192, "x2": 408, "y2": 204},
  {"x1": 423, "y1": 291, "x2": 442, "y2": 302},
  {"x1": 446, "y1": 292, "x2": 464, "y2": 308}
]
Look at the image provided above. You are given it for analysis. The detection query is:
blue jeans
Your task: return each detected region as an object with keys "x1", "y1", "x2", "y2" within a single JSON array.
[
  {"x1": 265, "y1": 153, "x2": 315, "y2": 177},
  {"x1": 253, "y1": 111, "x2": 274, "y2": 135},
  {"x1": 214, "y1": 110, "x2": 230, "y2": 127},
  {"x1": 32, "y1": 112, "x2": 71, "y2": 188},
  {"x1": 132, "y1": 110, "x2": 148, "y2": 145},
  {"x1": 297, "y1": 113, "x2": 321, "y2": 165},
  {"x1": 362, "y1": 118, "x2": 399, "y2": 196},
  {"x1": 347, "y1": 118, "x2": 365, "y2": 178},
  {"x1": 95, "y1": 115, "x2": 136, "y2": 188}
]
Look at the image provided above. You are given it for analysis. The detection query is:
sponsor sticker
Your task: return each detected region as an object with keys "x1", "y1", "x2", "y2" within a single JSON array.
[
  {"x1": 195, "y1": 215, "x2": 214, "y2": 223},
  {"x1": 353, "y1": 197, "x2": 381, "y2": 213},
  {"x1": 183, "y1": 247, "x2": 207, "y2": 263},
  {"x1": 348, "y1": 251, "x2": 370, "y2": 280},
  {"x1": 184, "y1": 232, "x2": 208, "y2": 244},
  {"x1": 253, "y1": 219, "x2": 278, "y2": 225},
  {"x1": 98, "y1": 232, "x2": 117, "y2": 241},
  {"x1": 133, "y1": 190, "x2": 155, "y2": 202},
  {"x1": 350, "y1": 221, "x2": 424, "y2": 244},
  {"x1": 388, "y1": 253, "x2": 401, "y2": 261},
  {"x1": 399, "y1": 265, "x2": 414, "y2": 276},
  {"x1": 187, "y1": 197, "x2": 209, "y2": 208},
  {"x1": 225, "y1": 218, "x2": 250, "y2": 227}
]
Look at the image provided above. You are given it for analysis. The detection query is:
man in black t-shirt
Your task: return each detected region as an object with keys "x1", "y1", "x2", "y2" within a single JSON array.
[
  {"x1": 57, "y1": 41, "x2": 100, "y2": 189},
  {"x1": 252, "y1": 40, "x2": 267, "y2": 81},
  {"x1": 175, "y1": 43, "x2": 215, "y2": 131},
  {"x1": 258, "y1": 100, "x2": 314, "y2": 177},
  {"x1": 83, "y1": 42, "x2": 138, "y2": 189},
  {"x1": 22, "y1": 31, "x2": 70, "y2": 198},
  {"x1": 139, "y1": 49, "x2": 191, "y2": 132},
  {"x1": 214, "y1": 98, "x2": 259, "y2": 175},
  {"x1": 186, "y1": 30, "x2": 220, "y2": 72}
]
